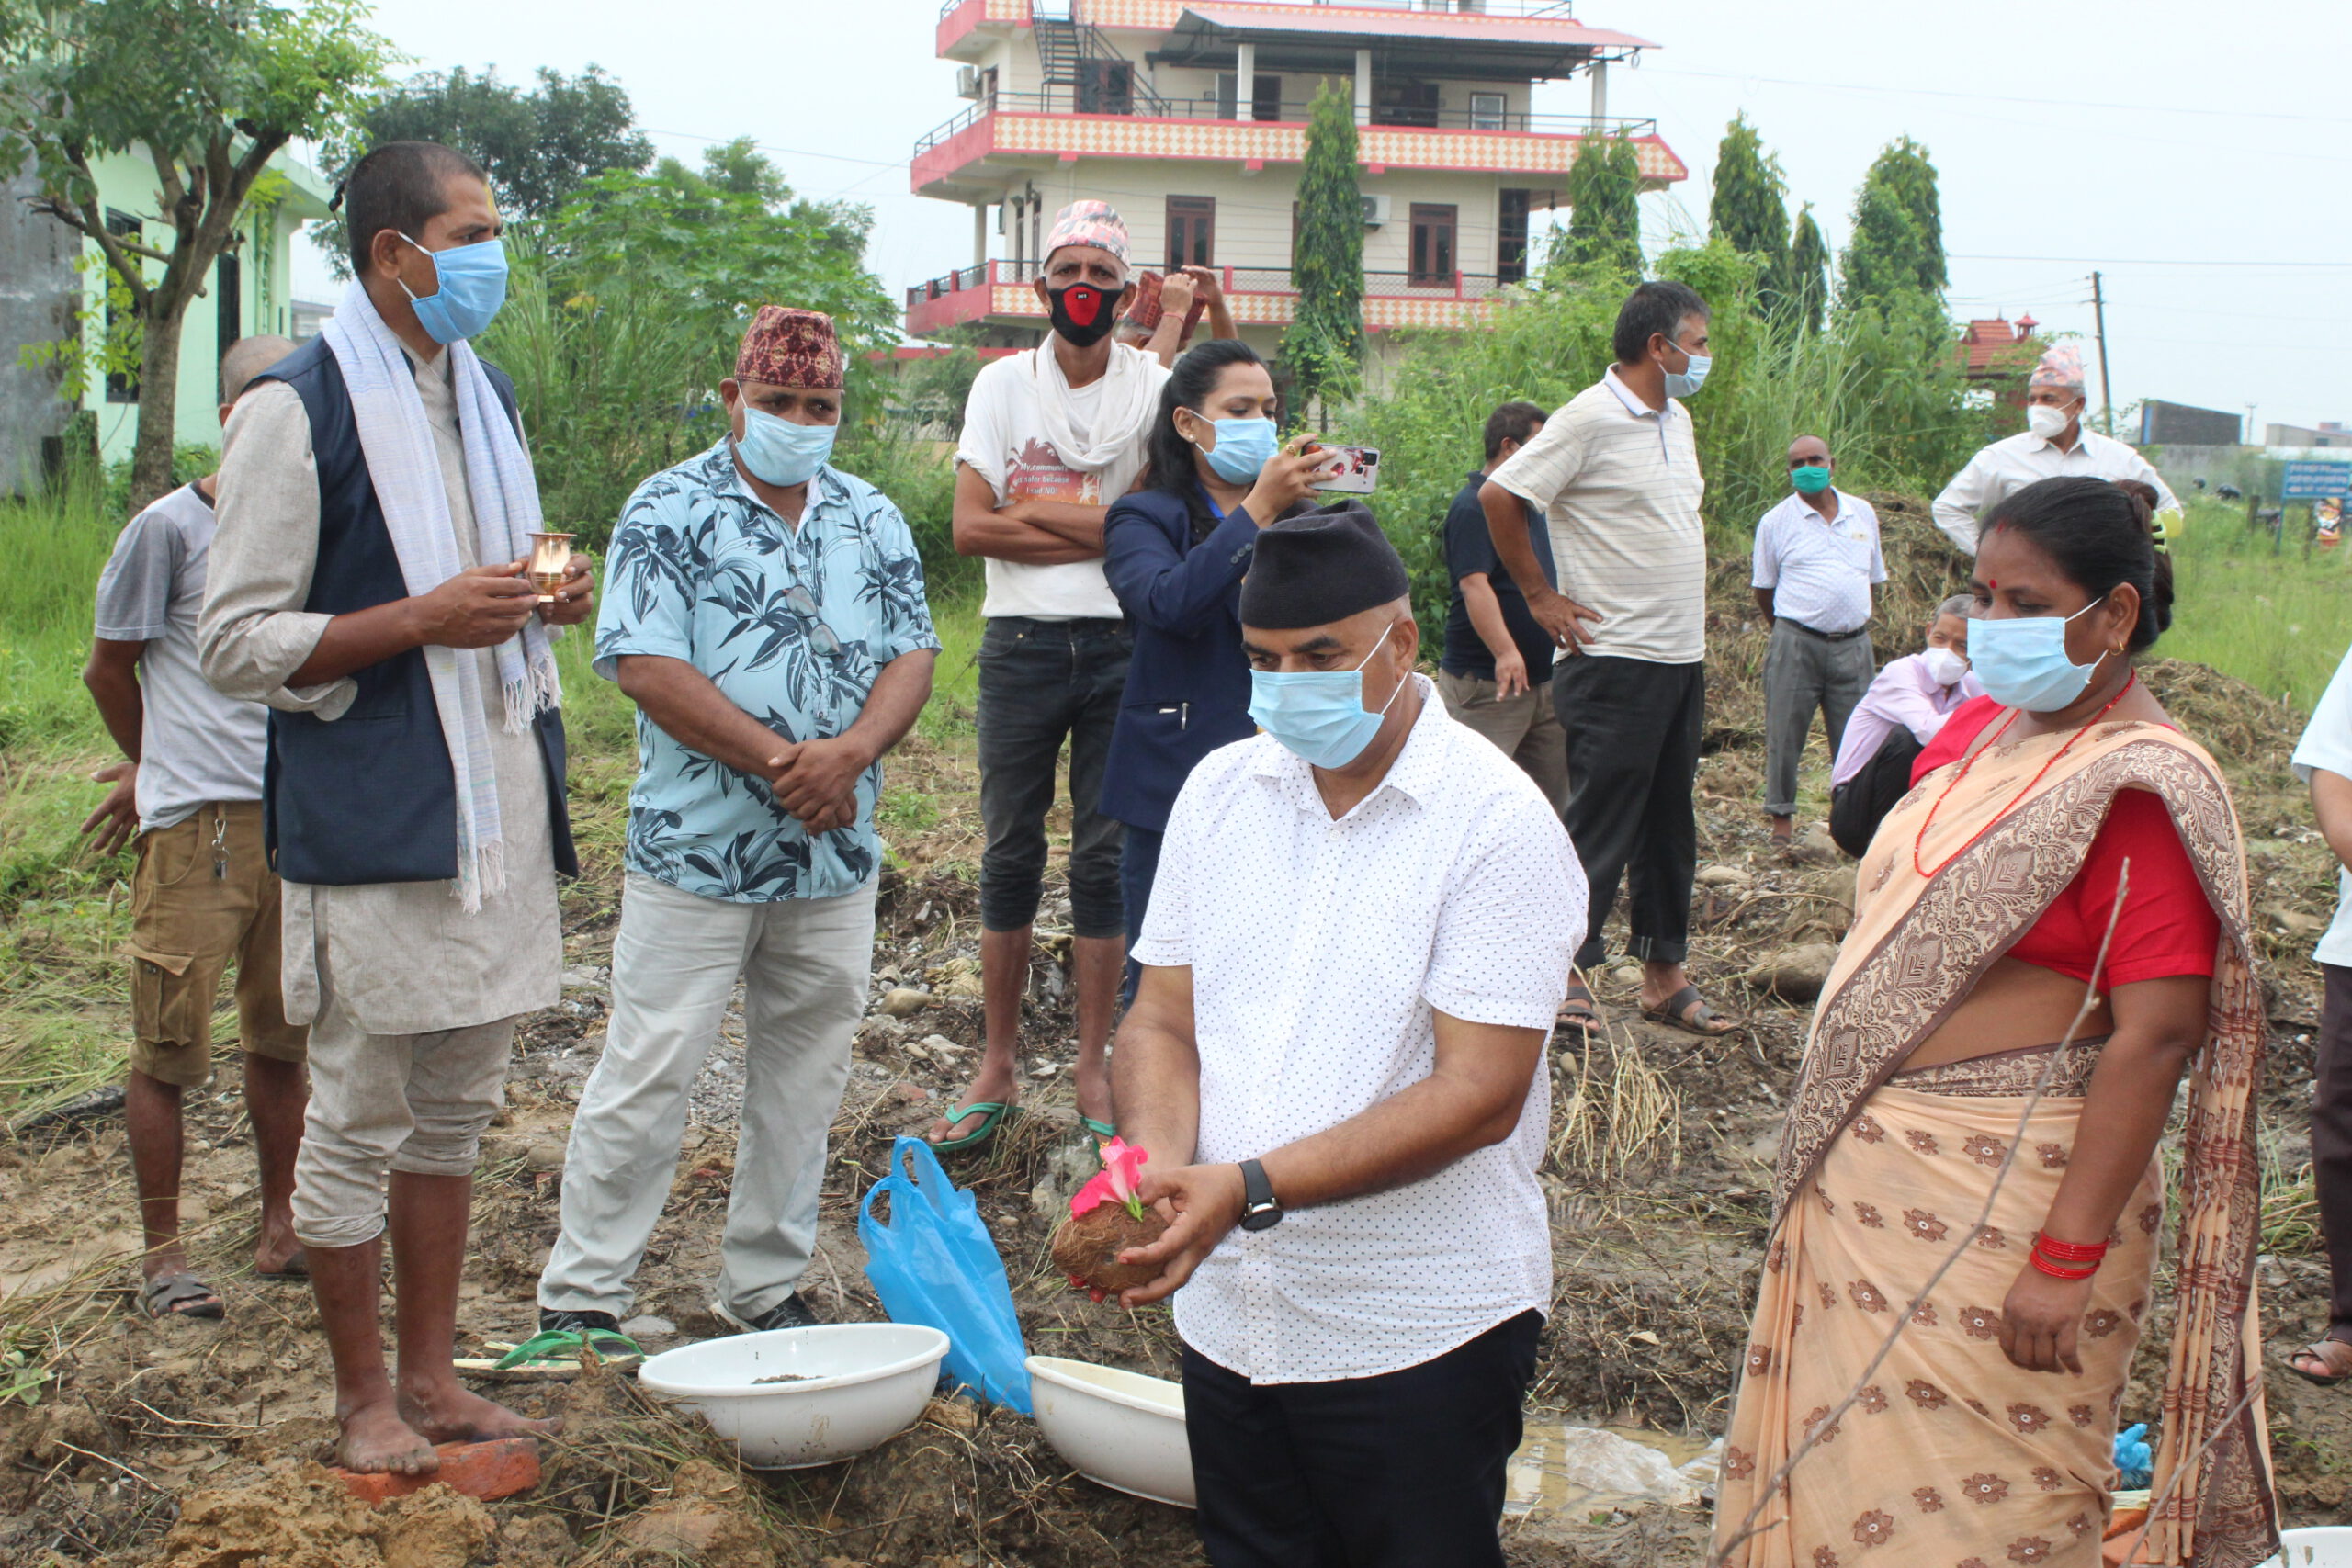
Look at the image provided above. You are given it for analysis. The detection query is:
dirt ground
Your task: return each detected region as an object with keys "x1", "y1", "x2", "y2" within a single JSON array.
[{"x1": 5, "y1": 506, "x2": 2351, "y2": 1566}]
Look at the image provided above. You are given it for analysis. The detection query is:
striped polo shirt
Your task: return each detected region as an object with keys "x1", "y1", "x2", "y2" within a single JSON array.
[{"x1": 1487, "y1": 367, "x2": 1706, "y2": 665}]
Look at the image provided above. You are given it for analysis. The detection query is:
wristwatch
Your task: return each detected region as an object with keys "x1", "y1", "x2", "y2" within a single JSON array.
[{"x1": 1238, "y1": 1159, "x2": 1283, "y2": 1232}]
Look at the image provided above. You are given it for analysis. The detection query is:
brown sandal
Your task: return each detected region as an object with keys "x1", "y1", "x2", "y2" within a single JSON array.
[
  {"x1": 2289, "y1": 1337, "x2": 2352, "y2": 1385},
  {"x1": 1640, "y1": 985, "x2": 1740, "y2": 1039}
]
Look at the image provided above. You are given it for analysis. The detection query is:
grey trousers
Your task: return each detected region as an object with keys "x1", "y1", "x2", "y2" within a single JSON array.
[
  {"x1": 1436, "y1": 670, "x2": 1569, "y2": 816},
  {"x1": 538, "y1": 872, "x2": 876, "y2": 1322},
  {"x1": 1762, "y1": 620, "x2": 1875, "y2": 818}
]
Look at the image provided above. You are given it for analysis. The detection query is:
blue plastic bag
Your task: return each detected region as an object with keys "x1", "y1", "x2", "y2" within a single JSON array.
[
  {"x1": 858, "y1": 1135, "x2": 1033, "y2": 1414},
  {"x1": 2113, "y1": 1422, "x2": 2153, "y2": 1489}
]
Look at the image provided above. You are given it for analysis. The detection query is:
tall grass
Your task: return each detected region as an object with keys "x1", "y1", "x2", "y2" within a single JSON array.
[{"x1": 2165, "y1": 496, "x2": 2352, "y2": 711}]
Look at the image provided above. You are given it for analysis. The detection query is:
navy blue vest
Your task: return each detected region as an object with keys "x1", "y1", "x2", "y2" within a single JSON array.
[{"x1": 254, "y1": 337, "x2": 577, "y2": 886}]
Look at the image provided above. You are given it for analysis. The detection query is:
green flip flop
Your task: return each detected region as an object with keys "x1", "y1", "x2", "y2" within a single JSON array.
[
  {"x1": 929, "y1": 1100, "x2": 1012, "y2": 1153},
  {"x1": 457, "y1": 1325, "x2": 645, "y2": 1382},
  {"x1": 1079, "y1": 1115, "x2": 1118, "y2": 1143}
]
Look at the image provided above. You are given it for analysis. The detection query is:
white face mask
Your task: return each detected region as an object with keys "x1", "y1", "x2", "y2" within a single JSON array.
[
  {"x1": 1920, "y1": 645, "x2": 1970, "y2": 687},
  {"x1": 2026, "y1": 402, "x2": 2075, "y2": 441}
]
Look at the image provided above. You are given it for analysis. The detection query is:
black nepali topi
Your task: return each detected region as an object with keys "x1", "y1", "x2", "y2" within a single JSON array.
[{"x1": 1238, "y1": 498, "x2": 1409, "y2": 630}]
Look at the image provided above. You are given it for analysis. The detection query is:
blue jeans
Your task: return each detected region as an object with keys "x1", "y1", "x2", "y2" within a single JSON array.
[
  {"x1": 975, "y1": 616, "x2": 1132, "y2": 938},
  {"x1": 1119, "y1": 823, "x2": 1164, "y2": 1005}
]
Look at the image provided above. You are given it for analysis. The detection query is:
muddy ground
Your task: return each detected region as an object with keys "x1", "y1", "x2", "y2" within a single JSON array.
[{"x1": 5, "y1": 507, "x2": 2351, "y2": 1567}]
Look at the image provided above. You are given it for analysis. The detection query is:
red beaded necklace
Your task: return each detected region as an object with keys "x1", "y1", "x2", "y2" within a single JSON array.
[{"x1": 1910, "y1": 671, "x2": 2138, "y2": 880}]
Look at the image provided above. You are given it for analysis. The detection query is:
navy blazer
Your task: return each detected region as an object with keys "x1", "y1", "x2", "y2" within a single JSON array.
[{"x1": 1097, "y1": 484, "x2": 1263, "y2": 832}]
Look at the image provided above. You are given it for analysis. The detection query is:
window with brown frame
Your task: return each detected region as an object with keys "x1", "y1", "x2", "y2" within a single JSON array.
[{"x1": 1167, "y1": 196, "x2": 1216, "y2": 271}]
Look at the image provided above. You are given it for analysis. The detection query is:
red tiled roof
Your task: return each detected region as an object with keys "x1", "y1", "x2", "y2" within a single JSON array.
[{"x1": 1958, "y1": 318, "x2": 2037, "y2": 378}]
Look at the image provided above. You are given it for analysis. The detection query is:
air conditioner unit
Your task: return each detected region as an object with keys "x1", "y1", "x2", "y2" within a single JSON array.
[
  {"x1": 957, "y1": 65, "x2": 985, "y2": 99},
  {"x1": 1361, "y1": 194, "x2": 1392, "y2": 227}
]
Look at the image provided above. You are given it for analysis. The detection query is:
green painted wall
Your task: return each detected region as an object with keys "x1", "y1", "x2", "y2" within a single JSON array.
[{"x1": 76, "y1": 147, "x2": 331, "y2": 465}]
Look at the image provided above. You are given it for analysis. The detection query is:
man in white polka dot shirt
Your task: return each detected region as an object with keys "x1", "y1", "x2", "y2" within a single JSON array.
[{"x1": 1110, "y1": 503, "x2": 1587, "y2": 1567}]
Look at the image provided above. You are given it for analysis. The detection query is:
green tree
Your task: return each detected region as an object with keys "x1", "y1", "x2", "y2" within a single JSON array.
[
  {"x1": 1708, "y1": 114, "x2": 1790, "y2": 311},
  {"x1": 1283, "y1": 78, "x2": 1363, "y2": 423},
  {"x1": 1838, "y1": 135, "x2": 1945, "y2": 313},
  {"x1": 317, "y1": 63, "x2": 653, "y2": 273},
  {"x1": 1788, "y1": 202, "x2": 1830, "y2": 335},
  {"x1": 1549, "y1": 130, "x2": 1643, "y2": 280},
  {"x1": 480, "y1": 140, "x2": 895, "y2": 542},
  {"x1": 1, "y1": 0, "x2": 393, "y2": 507}
]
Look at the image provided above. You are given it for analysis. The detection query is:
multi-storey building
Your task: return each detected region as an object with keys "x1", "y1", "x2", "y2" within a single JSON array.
[{"x1": 904, "y1": 0, "x2": 1685, "y2": 363}]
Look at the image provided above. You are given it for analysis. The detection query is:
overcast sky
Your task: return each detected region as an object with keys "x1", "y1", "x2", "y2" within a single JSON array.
[{"x1": 294, "y1": 0, "x2": 2350, "y2": 434}]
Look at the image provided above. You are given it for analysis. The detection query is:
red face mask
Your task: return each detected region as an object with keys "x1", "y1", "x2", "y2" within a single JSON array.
[{"x1": 1047, "y1": 281, "x2": 1119, "y2": 348}]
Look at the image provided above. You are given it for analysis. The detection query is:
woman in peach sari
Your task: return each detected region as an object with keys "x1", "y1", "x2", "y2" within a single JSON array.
[{"x1": 1713, "y1": 478, "x2": 2277, "y2": 1568}]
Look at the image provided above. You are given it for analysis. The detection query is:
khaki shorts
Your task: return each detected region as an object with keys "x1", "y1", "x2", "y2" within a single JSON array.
[{"x1": 126, "y1": 800, "x2": 306, "y2": 1088}]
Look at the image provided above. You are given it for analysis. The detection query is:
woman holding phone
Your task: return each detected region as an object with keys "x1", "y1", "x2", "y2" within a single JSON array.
[{"x1": 1098, "y1": 340, "x2": 1333, "y2": 1022}]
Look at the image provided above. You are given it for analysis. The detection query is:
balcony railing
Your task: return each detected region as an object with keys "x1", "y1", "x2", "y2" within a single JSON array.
[
  {"x1": 904, "y1": 258, "x2": 1521, "y2": 311},
  {"x1": 940, "y1": 0, "x2": 1583, "y2": 18},
  {"x1": 914, "y1": 90, "x2": 1654, "y2": 159}
]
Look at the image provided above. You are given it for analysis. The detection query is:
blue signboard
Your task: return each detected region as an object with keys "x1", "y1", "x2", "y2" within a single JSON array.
[{"x1": 2284, "y1": 461, "x2": 2352, "y2": 500}]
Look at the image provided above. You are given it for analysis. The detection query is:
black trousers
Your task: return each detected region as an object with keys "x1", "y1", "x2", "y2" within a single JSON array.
[
  {"x1": 1552, "y1": 656, "x2": 1704, "y2": 970},
  {"x1": 2316, "y1": 964, "x2": 2352, "y2": 1333},
  {"x1": 1182, "y1": 1312, "x2": 1541, "y2": 1568},
  {"x1": 1827, "y1": 728, "x2": 1925, "y2": 860}
]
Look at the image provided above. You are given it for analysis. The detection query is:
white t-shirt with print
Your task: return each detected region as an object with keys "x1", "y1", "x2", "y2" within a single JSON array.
[{"x1": 956, "y1": 345, "x2": 1170, "y2": 621}]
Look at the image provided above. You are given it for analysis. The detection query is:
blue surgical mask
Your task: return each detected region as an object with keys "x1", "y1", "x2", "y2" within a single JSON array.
[
  {"x1": 1247, "y1": 622, "x2": 1407, "y2": 770},
  {"x1": 1662, "y1": 342, "x2": 1712, "y2": 399},
  {"x1": 399, "y1": 234, "x2": 508, "y2": 344},
  {"x1": 1791, "y1": 464, "x2": 1833, "y2": 495},
  {"x1": 1197, "y1": 415, "x2": 1278, "y2": 485},
  {"x1": 734, "y1": 406, "x2": 838, "y2": 487},
  {"x1": 1969, "y1": 596, "x2": 2109, "y2": 713}
]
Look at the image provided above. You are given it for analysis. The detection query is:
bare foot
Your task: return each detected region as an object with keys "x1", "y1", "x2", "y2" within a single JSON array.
[
  {"x1": 928, "y1": 1057, "x2": 1021, "y2": 1145},
  {"x1": 338, "y1": 1397, "x2": 439, "y2": 1474},
  {"x1": 255, "y1": 1234, "x2": 306, "y2": 1276},
  {"x1": 399, "y1": 1380, "x2": 560, "y2": 1447}
]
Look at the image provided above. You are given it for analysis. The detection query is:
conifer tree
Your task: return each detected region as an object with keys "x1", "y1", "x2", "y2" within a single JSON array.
[
  {"x1": 1789, "y1": 202, "x2": 1830, "y2": 335},
  {"x1": 1283, "y1": 78, "x2": 1363, "y2": 421},
  {"x1": 1708, "y1": 114, "x2": 1790, "y2": 310},
  {"x1": 1553, "y1": 130, "x2": 1643, "y2": 279},
  {"x1": 1838, "y1": 136, "x2": 1946, "y2": 313}
]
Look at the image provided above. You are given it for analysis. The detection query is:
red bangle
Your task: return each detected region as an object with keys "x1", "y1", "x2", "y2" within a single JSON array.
[
  {"x1": 2033, "y1": 1232, "x2": 2109, "y2": 1262},
  {"x1": 2029, "y1": 1250, "x2": 2099, "y2": 1280}
]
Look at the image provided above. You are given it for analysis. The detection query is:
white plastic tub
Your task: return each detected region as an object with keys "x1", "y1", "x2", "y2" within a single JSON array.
[
  {"x1": 2261, "y1": 1528, "x2": 2352, "y2": 1568},
  {"x1": 637, "y1": 1323, "x2": 949, "y2": 1469},
  {"x1": 1026, "y1": 1355, "x2": 1194, "y2": 1508}
]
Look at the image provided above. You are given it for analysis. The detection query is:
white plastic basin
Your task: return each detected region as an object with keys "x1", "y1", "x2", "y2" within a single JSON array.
[
  {"x1": 1026, "y1": 1355, "x2": 1195, "y2": 1508},
  {"x1": 2260, "y1": 1528, "x2": 2352, "y2": 1568},
  {"x1": 637, "y1": 1323, "x2": 949, "y2": 1469}
]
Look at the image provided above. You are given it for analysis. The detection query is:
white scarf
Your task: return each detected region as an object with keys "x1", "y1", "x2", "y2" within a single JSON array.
[
  {"x1": 320, "y1": 279, "x2": 560, "y2": 912},
  {"x1": 1029, "y1": 340, "x2": 1159, "y2": 475}
]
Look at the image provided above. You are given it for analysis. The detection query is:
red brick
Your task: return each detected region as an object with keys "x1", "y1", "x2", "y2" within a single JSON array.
[{"x1": 334, "y1": 1437, "x2": 540, "y2": 1505}]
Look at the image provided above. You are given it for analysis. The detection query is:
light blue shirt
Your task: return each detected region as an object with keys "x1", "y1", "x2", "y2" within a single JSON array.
[{"x1": 596, "y1": 442, "x2": 940, "y2": 902}]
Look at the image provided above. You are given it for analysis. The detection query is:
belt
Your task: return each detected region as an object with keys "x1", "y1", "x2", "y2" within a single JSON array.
[{"x1": 1783, "y1": 618, "x2": 1868, "y2": 642}]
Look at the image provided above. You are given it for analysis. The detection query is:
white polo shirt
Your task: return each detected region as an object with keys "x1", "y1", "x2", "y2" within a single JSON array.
[
  {"x1": 1751, "y1": 487, "x2": 1885, "y2": 636},
  {"x1": 1132, "y1": 678, "x2": 1585, "y2": 1382},
  {"x1": 1487, "y1": 368, "x2": 1707, "y2": 665},
  {"x1": 2294, "y1": 641, "x2": 2352, "y2": 969}
]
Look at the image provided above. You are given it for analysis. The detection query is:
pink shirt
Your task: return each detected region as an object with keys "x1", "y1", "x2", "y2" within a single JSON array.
[{"x1": 1829, "y1": 651, "x2": 1986, "y2": 787}]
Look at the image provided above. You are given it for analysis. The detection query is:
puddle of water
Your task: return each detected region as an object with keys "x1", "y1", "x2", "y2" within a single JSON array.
[{"x1": 1505, "y1": 1423, "x2": 1722, "y2": 1519}]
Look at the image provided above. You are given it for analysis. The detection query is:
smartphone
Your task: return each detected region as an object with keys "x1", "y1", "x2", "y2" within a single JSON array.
[{"x1": 1310, "y1": 443, "x2": 1380, "y2": 493}]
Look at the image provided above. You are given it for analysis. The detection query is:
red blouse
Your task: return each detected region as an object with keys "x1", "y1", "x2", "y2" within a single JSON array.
[{"x1": 1907, "y1": 697, "x2": 2219, "y2": 987}]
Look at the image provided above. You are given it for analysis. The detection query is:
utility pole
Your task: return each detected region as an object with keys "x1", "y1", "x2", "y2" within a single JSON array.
[{"x1": 2090, "y1": 270, "x2": 2114, "y2": 435}]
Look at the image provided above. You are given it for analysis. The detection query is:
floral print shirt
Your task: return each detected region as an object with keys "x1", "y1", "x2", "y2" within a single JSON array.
[{"x1": 596, "y1": 443, "x2": 938, "y2": 902}]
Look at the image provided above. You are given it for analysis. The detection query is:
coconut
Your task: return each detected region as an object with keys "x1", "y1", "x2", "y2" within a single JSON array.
[{"x1": 1050, "y1": 1201, "x2": 1170, "y2": 1294}]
